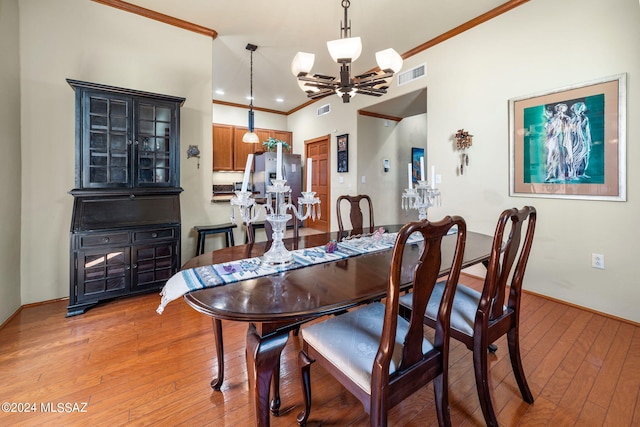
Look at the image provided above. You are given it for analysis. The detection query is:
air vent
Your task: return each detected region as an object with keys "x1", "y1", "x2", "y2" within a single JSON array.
[
  {"x1": 397, "y1": 64, "x2": 426, "y2": 86},
  {"x1": 317, "y1": 104, "x2": 331, "y2": 116}
]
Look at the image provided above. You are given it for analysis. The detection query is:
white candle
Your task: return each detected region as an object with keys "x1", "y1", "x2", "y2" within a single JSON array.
[
  {"x1": 420, "y1": 156, "x2": 425, "y2": 182},
  {"x1": 276, "y1": 143, "x2": 283, "y2": 180},
  {"x1": 306, "y1": 157, "x2": 313, "y2": 192},
  {"x1": 407, "y1": 163, "x2": 413, "y2": 189},
  {"x1": 241, "y1": 153, "x2": 253, "y2": 192},
  {"x1": 431, "y1": 165, "x2": 436, "y2": 189}
]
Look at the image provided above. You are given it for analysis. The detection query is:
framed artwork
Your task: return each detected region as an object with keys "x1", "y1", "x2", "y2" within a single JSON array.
[
  {"x1": 509, "y1": 73, "x2": 626, "y2": 201},
  {"x1": 411, "y1": 147, "x2": 425, "y2": 184},
  {"x1": 337, "y1": 134, "x2": 348, "y2": 173}
]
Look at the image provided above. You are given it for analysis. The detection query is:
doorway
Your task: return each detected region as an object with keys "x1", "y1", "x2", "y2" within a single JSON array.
[{"x1": 304, "y1": 135, "x2": 330, "y2": 232}]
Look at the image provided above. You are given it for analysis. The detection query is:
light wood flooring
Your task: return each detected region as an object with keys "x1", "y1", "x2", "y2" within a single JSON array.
[{"x1": 0, "y1": 274, "x2": 639, "y2": 426}]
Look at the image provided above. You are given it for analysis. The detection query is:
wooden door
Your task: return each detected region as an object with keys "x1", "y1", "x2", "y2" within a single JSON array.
[{"x1": 305, "y1": 135, "x2": 330, "y2": 232}]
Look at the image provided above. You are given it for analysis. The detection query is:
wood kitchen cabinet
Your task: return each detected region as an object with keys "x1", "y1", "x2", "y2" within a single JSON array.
[
  {"x1": 212, "y1": 123, "x2": 292, "y2": 171},
  {"x1": 233, "y1": 126, "x2": 261, "y2": 170},
  {"x1": 67, "y1": 80, "x2": 184, "y2": 316},
  {"x1": 212, "y1": 124, "x2": 234, "y2": 170}
]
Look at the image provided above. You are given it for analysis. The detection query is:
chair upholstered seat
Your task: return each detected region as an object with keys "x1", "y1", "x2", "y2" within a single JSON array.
[
  {"x1": 297, "y1": 216, "x2": 468, "y2": 427},
  {"x1": 301, "y1": 302, "x2": 433, "y2": 394},
  {"x1": 399, "y1": 283, "x2": 508, "y2": 337},
  {"x1": 398, "y1": 206, "x2": 537, "y2": 427}
]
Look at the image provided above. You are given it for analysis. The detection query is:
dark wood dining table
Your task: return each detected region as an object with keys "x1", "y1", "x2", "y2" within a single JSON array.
[{"x1": 181, "y1": 225, "x2": 493, "y2": 427}]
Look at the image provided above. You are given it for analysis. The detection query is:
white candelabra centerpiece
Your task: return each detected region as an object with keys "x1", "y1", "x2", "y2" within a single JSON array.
[
  {"x1": 230, "y1": 144, "x2": 320, "y2": 266},
  {"x1": 402, "y1": 158, "x2": 441, "y2": 220}
]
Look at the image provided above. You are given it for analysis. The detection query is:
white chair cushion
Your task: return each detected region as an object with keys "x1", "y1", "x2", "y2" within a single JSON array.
[
  {"x1": 301, "y1": 302, "x2": 433, "y2": 394},
  {"x1": 399, "y1": 282, "x2": 492, "y2": 337}
]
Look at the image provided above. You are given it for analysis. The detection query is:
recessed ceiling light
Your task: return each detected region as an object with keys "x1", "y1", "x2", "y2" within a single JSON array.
[
  {"x1": 275, "y1": 98, "x2": 284, "y2": 103},
  {"x1": 215, "y1": 89, "x2": 224, "y2": 95},
  {"x1": 246, "y1": 96, "x2": 254, "y2": 101}
]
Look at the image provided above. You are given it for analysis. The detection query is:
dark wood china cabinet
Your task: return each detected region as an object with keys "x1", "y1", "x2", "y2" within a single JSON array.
[{"x1": 67, "y1": 79, "x2": 184, "y2": 316}]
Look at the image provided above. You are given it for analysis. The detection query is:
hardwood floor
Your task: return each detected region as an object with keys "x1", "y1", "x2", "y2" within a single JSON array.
[{"x1": 1, "y1": 274, "x2": 638, "y2": 426}]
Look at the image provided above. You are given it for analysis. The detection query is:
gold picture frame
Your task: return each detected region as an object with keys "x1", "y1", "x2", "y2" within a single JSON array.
[{"x1": 509, "y1": 74, "x2": 626, "y2": 201}]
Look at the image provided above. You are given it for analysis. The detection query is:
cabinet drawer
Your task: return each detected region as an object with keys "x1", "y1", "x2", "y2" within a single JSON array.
[
  {"x1": 79, "y1": 232, "x2": 130, "y2": 248},
  {"x1": 133, "y1": 227, "x2": 176, "y2": 243}
]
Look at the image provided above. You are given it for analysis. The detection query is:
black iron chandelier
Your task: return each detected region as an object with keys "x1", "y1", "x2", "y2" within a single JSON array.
[{"x1": 291, "y1": 0, "x2": 403, "y2": 103}]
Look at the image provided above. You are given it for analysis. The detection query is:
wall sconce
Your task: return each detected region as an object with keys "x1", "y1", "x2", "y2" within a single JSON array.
[
  {"x1": 187, "y1": 144, "x2": 200, "y2": 168},
  {"x1": 455, "y1": 129, "x2": 473, "y2": 175}
]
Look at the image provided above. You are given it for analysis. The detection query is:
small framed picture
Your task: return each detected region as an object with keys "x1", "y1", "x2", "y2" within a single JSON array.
[
  {"x1": 337, "y1": 134, "x2": 348, "y2": 173},
  {"x1": 411, "y1": 147, "x2": 425, "y2": 184}
]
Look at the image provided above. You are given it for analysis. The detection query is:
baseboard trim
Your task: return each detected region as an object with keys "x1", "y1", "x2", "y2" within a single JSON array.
[
  {"x1": 0, "y1": 297, "x2": 69, "y2": 331},
  {"x1": 522, "y1": 288, "x2": 639, "y2": 328}
]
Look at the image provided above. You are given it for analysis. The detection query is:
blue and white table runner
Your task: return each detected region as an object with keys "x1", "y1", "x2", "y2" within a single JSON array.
[{"x1": 156, "y1": 230, "x2": 437, "y2": 314}]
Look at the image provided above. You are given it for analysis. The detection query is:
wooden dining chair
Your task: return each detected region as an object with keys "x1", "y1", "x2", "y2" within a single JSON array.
[
  {"x1": 246, "y1": 207, "x2": 299, "y2": 244},
  {"x1": 399, "y1": 206, "x2": 537, "y2": 427},
  {"x1": 336, "y1": 194, "x2": 374, "y2": 239},
  {"x1": 297, "y1": 216, "x2": 467, "y2": 427}
]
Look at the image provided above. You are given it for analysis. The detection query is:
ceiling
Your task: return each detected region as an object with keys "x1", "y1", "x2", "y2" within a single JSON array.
[{"x1": 120, "y1": 0, "x2": 513, "y2": 115}]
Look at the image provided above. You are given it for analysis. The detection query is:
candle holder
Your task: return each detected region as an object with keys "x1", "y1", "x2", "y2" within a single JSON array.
[
  {"x1": 401, "y1": 180, "x2": 441, "y2": 220},
  {"x1": 231, "y1": 179, "x2": 320, "y2": 266}
]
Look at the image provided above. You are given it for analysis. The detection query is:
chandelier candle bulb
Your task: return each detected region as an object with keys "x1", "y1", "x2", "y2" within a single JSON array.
[
  {"x1": 276, "y1": 142, "x2": 283, "y2": 180},
  {"x1": 306, "y1": 158, "x2": 313, "y2": 192},
  {"x1": 407, "y1": 163, "x2": 413, "y2": 190},
  {"x1": 420, "y1": 156, "x2": 425, "y2": 181},
  {"x1": 431, "y1": 165, "x2": 436, "y2": 189},
  {"x1": 241, "y1": 154, "x2": 254, "y2": 193}
]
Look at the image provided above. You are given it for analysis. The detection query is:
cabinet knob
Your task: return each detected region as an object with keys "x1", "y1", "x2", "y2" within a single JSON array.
[
  {"x1": 102, "y1": 237, "x2": 109, "y2": 243},
  {"x1": 134, "y1": 140, "x2": 140, "y2": 145},
  {"x1": 129, "y1": 194, "x2": 135, "y2": 200},
  {"x1": 151, "y1": 232, "x2": 158, "y2": 238},
  {"x1": 127, "y1": 140, "x2": 133, "y2": 145},
  {"x1": 132, "y1": 263, "x2": 138, "y2": 269}
]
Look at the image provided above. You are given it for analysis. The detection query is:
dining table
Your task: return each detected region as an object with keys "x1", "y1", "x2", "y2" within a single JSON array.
[{"x1": 174, "y1": 224, "x2": 494, "y2": 427}]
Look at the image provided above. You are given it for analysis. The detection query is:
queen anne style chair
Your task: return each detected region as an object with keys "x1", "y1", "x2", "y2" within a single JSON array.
[
  {"x1": 336, "y1": 194, "x2": 374, "y2": 239},
  {"x1": 399, "y1": 206, "x2": 537, "y2": 427},
  {"x1": 297, "y1": 216, "x2": 467, "y2": 427}
]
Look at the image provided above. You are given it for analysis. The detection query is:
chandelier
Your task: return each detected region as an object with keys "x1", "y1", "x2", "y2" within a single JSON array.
[
  {"x1": 290, "y1": 0, "x2": 403, "y2": 103},
  {"x1": 242, "y1": 43, "x2": 259, "y2": 143}
]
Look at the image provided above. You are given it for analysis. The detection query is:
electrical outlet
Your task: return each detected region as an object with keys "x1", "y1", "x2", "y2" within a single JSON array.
[{"x1": 591, "y1": 253, "x2": 605, "y2": 269}]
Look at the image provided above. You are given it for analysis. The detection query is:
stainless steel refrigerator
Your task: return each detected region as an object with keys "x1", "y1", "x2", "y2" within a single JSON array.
[{"x1": 253, "y1": 152, "x2": 302, "y2": 227}]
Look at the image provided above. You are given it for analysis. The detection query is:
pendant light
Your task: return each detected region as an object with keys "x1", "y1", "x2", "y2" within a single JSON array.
[{"x1": 242, "y1": 43, "x2": 259, "y2": 143}]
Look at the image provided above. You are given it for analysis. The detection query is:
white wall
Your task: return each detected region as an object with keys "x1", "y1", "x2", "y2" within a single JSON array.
[
  {"x1": 0, "y1": 0, "x2": 22, "y2": 322},
  {"x1": 357, "y1": 114, "x2": 428, "y2": 226},
  {"x1": 17, "y1": 0, "x2": 213, "y2": 306},
  {"x1": 290, "y1": 0, "x2": 640, "y2": 322},
  {"x1": 288, "y1": 100, "x2": 362, "y2": 229},
  {"x1": 422, "y1": 0, "x2": 640, "y2": 322}
]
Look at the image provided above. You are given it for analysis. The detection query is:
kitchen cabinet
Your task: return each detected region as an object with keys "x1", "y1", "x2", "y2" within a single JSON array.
[
  {"x1": 212, "y1": 123, "x2": 293, "y2": 171},
  {"x1": 212, "y1": 124, "x2": 234, "y2": 171},
  {"x1": 233, "y1": 126, "x2": 261, "y2": 170},
  {"x1": 67, "y1": 80, "x2": 184, "y2": 316}
]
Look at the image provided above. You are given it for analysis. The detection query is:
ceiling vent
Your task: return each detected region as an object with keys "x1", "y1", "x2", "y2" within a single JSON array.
[
  {"x1": 397, "y1": 64, "x2": 426, "y2": 86},
  {"x1": 317, "y1": 103, "x2": 331, "y2": 116}
]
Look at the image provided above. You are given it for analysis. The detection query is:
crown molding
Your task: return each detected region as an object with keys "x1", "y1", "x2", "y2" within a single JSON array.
[{"x1": 92, "y1": 0, "x2": 217, "y2": 38}]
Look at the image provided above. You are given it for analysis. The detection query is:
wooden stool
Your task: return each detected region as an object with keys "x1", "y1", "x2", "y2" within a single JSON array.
[{"x1": 193, "y1": 223, "x2": 237, "y2": 256}]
